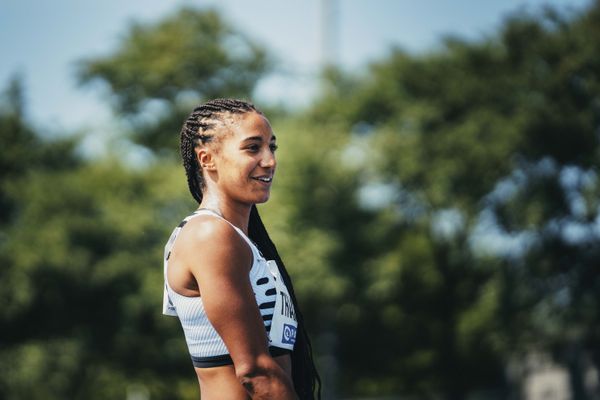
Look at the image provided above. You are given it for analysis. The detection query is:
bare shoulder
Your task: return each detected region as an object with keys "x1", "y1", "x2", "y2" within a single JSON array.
[
  {"x1": 179, "y1": 214, "x2": 237, "y2": 245},
  {"x1": 176, "y1": 214, "x2": 252, "y2": 273}
]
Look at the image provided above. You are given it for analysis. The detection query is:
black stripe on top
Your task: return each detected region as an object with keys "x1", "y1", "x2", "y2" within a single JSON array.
[
  {"x1": 191, "y1": 346, "x2": 291, "y2": 368},
  {"x1": 259, "y1": 301, "x2": 276, "y2": 310}
]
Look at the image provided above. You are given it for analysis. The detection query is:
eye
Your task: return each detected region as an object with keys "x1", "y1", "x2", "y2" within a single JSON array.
[
  {"x1": 270, "y1": 143, "x2": 278, "y2": 152},
  {"x1": 246, "y1": 144, "x2": 260, "y2": 153}
]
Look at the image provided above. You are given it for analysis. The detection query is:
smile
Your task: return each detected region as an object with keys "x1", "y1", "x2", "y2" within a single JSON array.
[{"x1": 252, "y1": 176, "x2": 273, "y2": 183}]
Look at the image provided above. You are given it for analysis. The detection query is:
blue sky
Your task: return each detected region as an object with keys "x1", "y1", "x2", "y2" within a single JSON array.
[{"x1": 0, "y1": 0, "x2": 591, "y2": 133}]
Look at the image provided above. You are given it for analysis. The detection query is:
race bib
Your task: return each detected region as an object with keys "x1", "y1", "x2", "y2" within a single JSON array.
[{"x1": 266, "y1": 260, "x2": 297, "y2": 350}]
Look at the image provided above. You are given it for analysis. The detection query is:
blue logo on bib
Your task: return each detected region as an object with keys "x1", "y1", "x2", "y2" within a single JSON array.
[{"x1": 282, "y1": 323, "x2": 297, "y2": 345}]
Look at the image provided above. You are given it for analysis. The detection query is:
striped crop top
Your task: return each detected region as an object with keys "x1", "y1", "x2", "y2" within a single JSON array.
[{"x1": 162, "y1": 209, "x2": 297, "y2": 368}]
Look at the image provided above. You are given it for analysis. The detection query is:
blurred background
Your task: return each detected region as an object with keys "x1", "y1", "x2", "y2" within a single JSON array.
[{"x1": 1, "y1": 0, "x2": 600, "y2": 399}]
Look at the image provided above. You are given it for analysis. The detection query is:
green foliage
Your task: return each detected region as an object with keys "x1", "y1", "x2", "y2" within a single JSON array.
[
  {"x1": 3, "y1": 2, "x2": 600, "y2": 399},
  {"x1": 76, "y1": 7, "x2": 271, "y2": 153},
  {"x1": 0, "y1": 78, "x2": 79, "y2": 225},
  {"x1": 0, "y1": 157, "x2": 197, "y2": 399},
  {"x1": 261, "y1": 117, "x2": 370, "y2": 306},
  {"x1": 304, "y1": 2, "x2": 600, "y2": 397}
]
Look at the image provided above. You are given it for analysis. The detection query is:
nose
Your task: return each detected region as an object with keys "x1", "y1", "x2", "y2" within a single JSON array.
[{"x1": 260, "y1": 149, "x2": 276, "y2": 169}]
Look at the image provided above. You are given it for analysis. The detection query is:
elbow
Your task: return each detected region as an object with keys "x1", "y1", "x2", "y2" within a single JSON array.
[
  {"x1": 236, "y1": 360, "x2": 266, "y2": 386},
  {"x1": 235, "y1": 356, "x2": 283, "y2": 392}
]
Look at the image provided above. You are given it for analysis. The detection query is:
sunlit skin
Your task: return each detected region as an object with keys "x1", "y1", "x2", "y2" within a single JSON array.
[
  {"x1": 198, "y1": 111, "x2": 278, "y2": 231},
  {"x1": 167, "y1": 112, "x2": 297, "y2": 399}
]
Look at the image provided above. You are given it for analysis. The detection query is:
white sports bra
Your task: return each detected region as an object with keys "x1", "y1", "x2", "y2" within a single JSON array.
[{"x1": 162, "y1": 209, "x2": 297, "y2": 367}]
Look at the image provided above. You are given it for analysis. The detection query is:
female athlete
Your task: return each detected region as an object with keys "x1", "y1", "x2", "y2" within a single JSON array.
[{"x1": 162, "y1": 98, "x2": 321, "y2": 399}]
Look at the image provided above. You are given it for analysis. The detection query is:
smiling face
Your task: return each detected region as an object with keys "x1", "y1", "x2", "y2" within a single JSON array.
[{"x1": 198, "y1": 111, "x2": 277, "y2": 206}]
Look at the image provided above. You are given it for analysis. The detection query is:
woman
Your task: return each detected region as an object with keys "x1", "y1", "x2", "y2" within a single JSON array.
[{"x1": 162, "y1": 99, "x2": 321, "y2": 399}]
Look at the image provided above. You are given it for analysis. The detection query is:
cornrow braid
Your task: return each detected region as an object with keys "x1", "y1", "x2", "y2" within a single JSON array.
[
  {"x1": 179, "y1": 99, "x2": 321, "y2": 399},
  {"x1": 180, "y1": 98, "x2": 261, "y2": 203}
]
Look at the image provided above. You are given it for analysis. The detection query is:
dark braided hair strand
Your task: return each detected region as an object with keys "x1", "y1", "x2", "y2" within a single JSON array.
[{"x1": 180, "y1": 98, "x2": 260, "y2": 203}]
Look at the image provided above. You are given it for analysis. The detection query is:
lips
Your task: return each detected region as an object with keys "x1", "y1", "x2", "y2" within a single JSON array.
[{"x1": 252, "y1": 175, "x2": 273, "y2": 183}]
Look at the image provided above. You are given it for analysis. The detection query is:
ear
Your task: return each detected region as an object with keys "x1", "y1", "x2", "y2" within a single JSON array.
[{"x1": 195, "y1": 147, "x2": 216, "y2": 171}]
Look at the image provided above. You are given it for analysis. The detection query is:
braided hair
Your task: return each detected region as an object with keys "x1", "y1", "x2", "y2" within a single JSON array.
[{"x1": 180, "y1": 98, "x2": 322, "y2": 399}]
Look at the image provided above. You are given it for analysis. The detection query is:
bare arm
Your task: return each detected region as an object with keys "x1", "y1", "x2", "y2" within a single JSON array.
[{"x1": 180, "y1": 217, "x2": 297, "y2": 400}]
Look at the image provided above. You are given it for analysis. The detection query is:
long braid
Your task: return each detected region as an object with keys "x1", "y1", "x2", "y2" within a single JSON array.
[
  {"x1": 179, "y1": 99, "x2": 321, "y2": 399},
  {"x1": 249, "y1": 205, "x2": 322, "y2": 399}
]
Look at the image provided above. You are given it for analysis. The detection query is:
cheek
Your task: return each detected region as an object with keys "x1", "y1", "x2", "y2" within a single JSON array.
[
  {"x1": 217, "y1": 153, "x2": 258, "y2": 184},
  {"x1": 227, "y1": 162, "x2": 253, "y2": 184}
]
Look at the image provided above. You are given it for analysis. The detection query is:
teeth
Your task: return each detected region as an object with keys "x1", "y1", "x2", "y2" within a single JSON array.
[{"x1": 256, "y1": 177, "x2": 272, "y2": 182}]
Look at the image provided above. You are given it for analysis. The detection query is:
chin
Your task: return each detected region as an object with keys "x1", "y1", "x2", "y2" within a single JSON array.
[
  {"x1": 253, "y1": 192, "x2": 271, "y2": 204},
  {"x1": 255, "y1": 195, "x2": 270, "y2": 204}
]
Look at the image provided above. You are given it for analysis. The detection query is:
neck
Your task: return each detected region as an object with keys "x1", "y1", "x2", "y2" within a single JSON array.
[{"x1": 199, "y1": 193, "x2": 252, "y2": 234}]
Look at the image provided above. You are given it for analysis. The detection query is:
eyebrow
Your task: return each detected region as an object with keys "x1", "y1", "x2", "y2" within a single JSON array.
[{"x1": 241, "y1": 135, "x2": 277, "y2": 143}]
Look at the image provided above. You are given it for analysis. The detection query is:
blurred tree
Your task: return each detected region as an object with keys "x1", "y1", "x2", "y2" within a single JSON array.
[
  {"x1": 76, "y1": 7, "x2": 271, "y2": 153},
  {"x1": 305, "y1": 2, "x2": 600, "y2": 398},
  {"x1": 0, "y1": 77, "x2": 79, "y2": 225},
  {"x1": 2, "y1": 6, "x2": 273, "y2": 399},
  {"x1": 4, "y1": 2, "x2": 600, "y2": 399},
  {"x1": 0, "y1": 72, "x2": 198, "y2": 400},
  {"x1": 0, "y1": 77, "x2": 36, "y2": 227},
  {"x1": 0, "y1": 158, "x2": 197, "y2": 399},
  {"x1": 257, "y1": 116, "x2": 376, "y2": 399}
]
